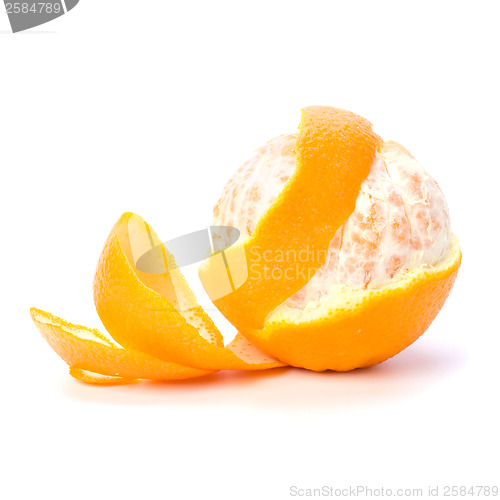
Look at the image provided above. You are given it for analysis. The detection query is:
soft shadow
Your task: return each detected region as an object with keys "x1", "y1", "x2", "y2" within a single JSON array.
[{"x1": 61, "y1": 340, "x2": 467, "y2": 410}]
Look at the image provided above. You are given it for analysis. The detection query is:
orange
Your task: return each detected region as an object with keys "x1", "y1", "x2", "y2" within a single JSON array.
[
  {"x1": 31, "y1": 105, "x2": 460, "y2": 380},
  {"x1": 204, "y1": 105, "x2": 461, "y2": 371}
]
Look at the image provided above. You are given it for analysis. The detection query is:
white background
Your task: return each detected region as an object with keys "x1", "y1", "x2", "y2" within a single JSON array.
[{"x1": 1, "y1": 1, "x2": 499, "y2": 499}]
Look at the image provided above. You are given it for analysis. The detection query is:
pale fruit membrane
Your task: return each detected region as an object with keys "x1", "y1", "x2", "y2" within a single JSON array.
[
  {"x1": 213, "y1": 135, "x2": 453, "y2": 311},
  {"x1": 213, "y1": 134, "x2": 298, "y2": 236}
]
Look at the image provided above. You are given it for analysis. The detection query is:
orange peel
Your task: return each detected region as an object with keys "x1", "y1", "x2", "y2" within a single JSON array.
[
  {"x1": 30, "y1": 308, "x2": 212, "y2": 381},
  {"x1": 93, "y1": 213, "x2": 284, "y2": 371},
  {"x1": 239, "y1": 240, "x2": 461, "y2": 371},
  {"x1": 200, "y1": 106, "x2": 381, "y2": 330},
  {"x1": 69, "y1": 368, "x2": 139, "y2": 386},
  {"x1": 31, "y1": 213, "x2": 284, "y2": 384}
]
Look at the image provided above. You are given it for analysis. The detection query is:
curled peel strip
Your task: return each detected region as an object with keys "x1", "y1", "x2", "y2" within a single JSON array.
[
  {"x1": 199, "y1": 106, "x2": 382, "y2": 331},
  {"x1": 30, "y1": 308, "x2": 212, "y2": 381},
  {"x1": 93, "y1": 213, "x2": 284, "y2": 371},
  {"x1": 31, "y1": 212, "x2": 284, "y2": 384},
  {"x1": 69, "y1": 368, "x2": 139, "y2": 386}
]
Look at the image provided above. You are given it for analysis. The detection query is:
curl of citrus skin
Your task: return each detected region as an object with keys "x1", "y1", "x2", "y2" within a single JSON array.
[
  {"x1": 70, "y1": 368, "x2": 139, "y2": 386},
  {"x1": 30, "y1": 308, "x2": 213, "y2": 381},
  {"x1": 93, "y1": 213, "x2": 285, "y2": 371},
  {"x1": 199, "y1": 106, "x2": 382, "y2": 331},
  {"x1": 239, "y1": 240, "x2": 461, "y2": 371}
]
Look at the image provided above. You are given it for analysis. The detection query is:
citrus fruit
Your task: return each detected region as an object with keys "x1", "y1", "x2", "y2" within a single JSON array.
[
  {"x1": 202, "y1": 105, "x2": 461, "y2": 371},
  {"x1": 31, "y1": 105, "x2": 460, "y2": 380}
]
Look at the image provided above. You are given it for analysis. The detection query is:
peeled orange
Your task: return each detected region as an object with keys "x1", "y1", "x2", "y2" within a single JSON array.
[{"x1": 201, "y1": 106, "x2": 461, "y2": 371}]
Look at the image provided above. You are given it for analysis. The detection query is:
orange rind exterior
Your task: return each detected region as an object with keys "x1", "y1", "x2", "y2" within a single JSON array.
[
  {"x1": 69, "y1": 368, "x2": 139, "y2": 385},
  {"x1": 31, "y1": 213, "x2": 284, "y2": 384},
  {"x1": 199, "y1": 106, "x2": 382, "y2": 331},
  {"x1": 30, "y1": 308, "x2": 213, "y2": 381},
  {"x1": 240, "y1": 239, "x2": 461, "y2": 371},
  {"x1": 93, "y1": 213, "x2": 284, "y2": 371}
]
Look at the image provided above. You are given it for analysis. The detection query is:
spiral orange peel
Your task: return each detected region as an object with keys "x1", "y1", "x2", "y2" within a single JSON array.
[
  {"x1": 30, "y1": 308, "x2": 212, "y2": 381},
  {"x1": 31, "y1": 213, "x2": 284, "y2": 384},
  {"x1": 200, "y1": 106, "x2": 382, "y2": 330},
  {"x1": 92, "y1": 213, "x2": 284, "y2": 371},
  {"x1": 31, "y1": 105, "x2": 461, "y2": 381},
  {"x1": 70, "y1": 368, "x2": 139, "y2": 386}
]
